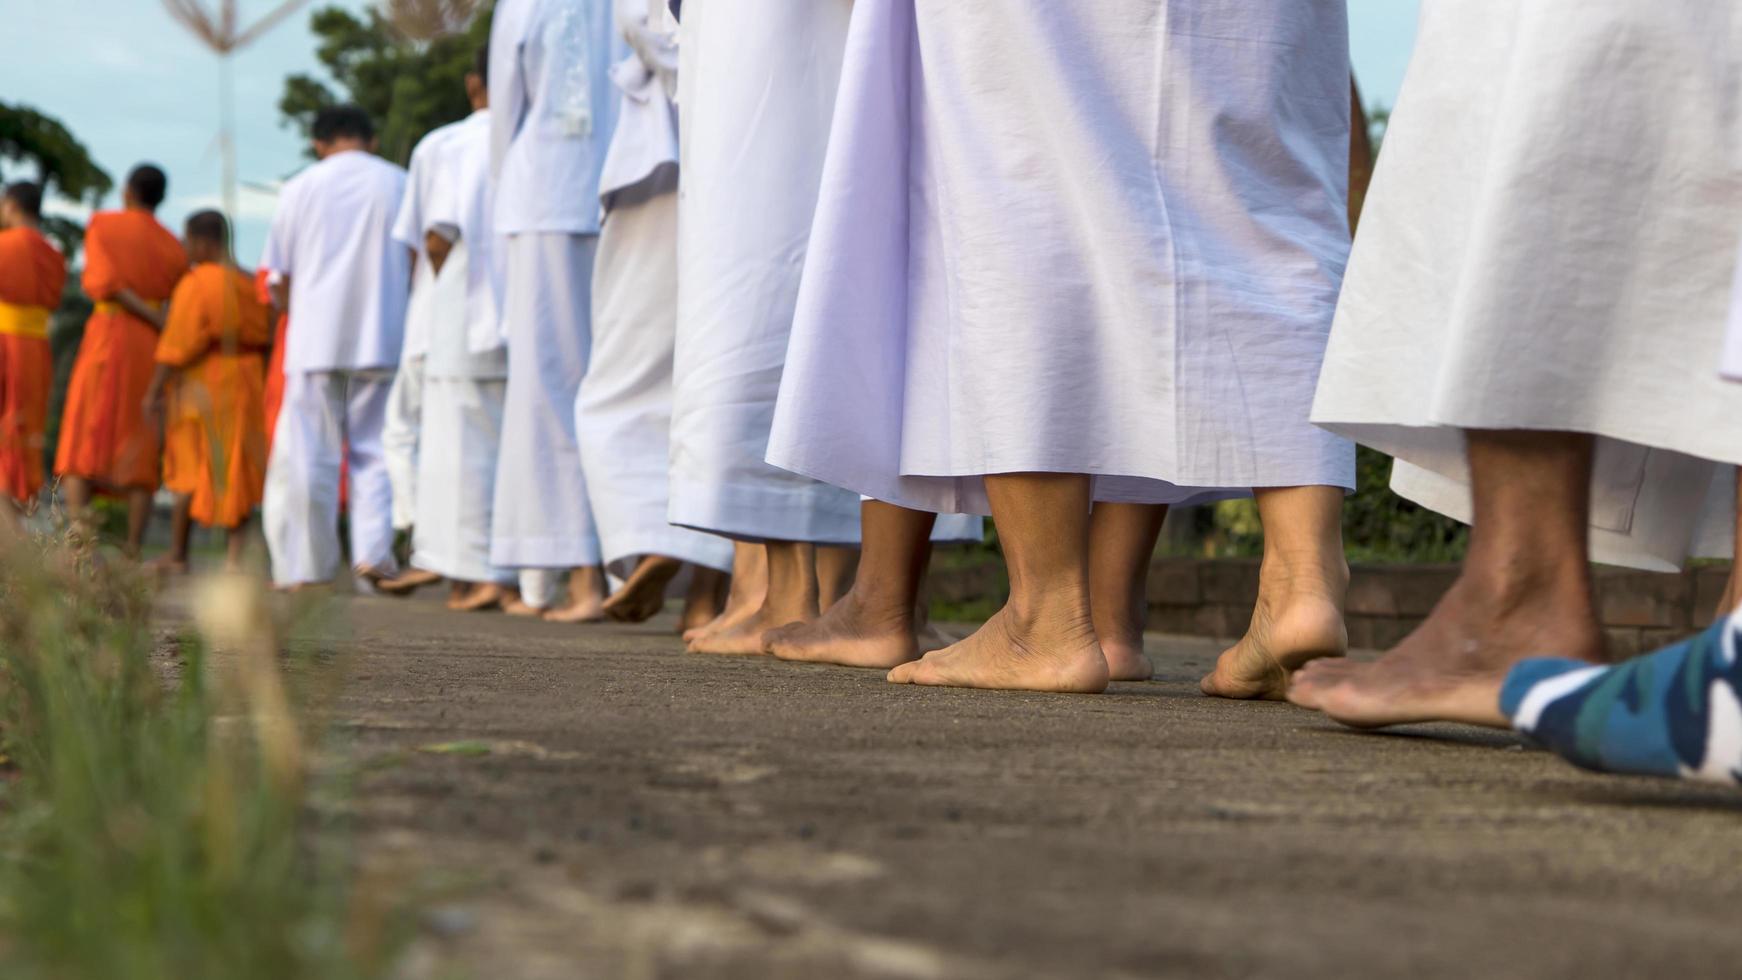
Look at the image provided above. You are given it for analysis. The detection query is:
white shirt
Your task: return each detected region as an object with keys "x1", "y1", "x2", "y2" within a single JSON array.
[
  {"x1": 424, "y1": 110, "x2": 507, "y2": 363},
  {"x1": 391, "y1": 121, "x2": 467, "y2": 362},
  {"x1": 260, "y1": 150, "x2": 410, "y2": 373},
  {"x1": 489, "y1": 0, "x2": 622, "y2": 236},
  {"x1": 598, "y1": 0, "x2": 679, "y2": 210}
]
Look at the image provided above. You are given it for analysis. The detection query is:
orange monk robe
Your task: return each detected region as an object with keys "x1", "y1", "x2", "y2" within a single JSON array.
[
  {"x1": 156, "y1": 263, "x2": 271, "y2": 529},
  {"x1": 55, "y1": 209, "x2": 187, "y2": 491},
  {"x1": 255, "y1": 268, "x2": 289, "y2": 451},
  {"x1": 0, "y1": 226, "x2": 68, "y2": 504}
]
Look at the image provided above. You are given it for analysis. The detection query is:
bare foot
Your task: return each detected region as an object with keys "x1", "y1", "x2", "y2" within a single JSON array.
[
  {"x1": 543, "y1": 596, "x2": 606, "y2": 624},
  {"x1": 1101, "y1": 639, "x2": 1155, "y2": 682},
  {"x1": 1201, "y1": 589, "x2": 1346, "y2": 700},
  {"x1": 765, "y1": 592, "x2": 924, "y2": 669},
  {"x1": 356, "y1": 564, "x2": 402, "y2": 593},
  {"x1": 887, "y1": 605, "x2": 1109, "y2": 693},
  {"x1": 604, "y1": 556, "x2": 682, "y2": 623},
  {"x1": 501, "y1": 589, "x2": 543, "y2": 617},
  {"x1": 1287, "y1": 574, "x2": 1603, "y2": 728},
  {"x1": 686, "y1": 599, "x2": 790, "y2": 656},
  {"x1": 377, "y1": 567, "x2": 442, "y2": 596},
  {"x1": 450, "y1": 583, "x2": 507, "y2": 612}
]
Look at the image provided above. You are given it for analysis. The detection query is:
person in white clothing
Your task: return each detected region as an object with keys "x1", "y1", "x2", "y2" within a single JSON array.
[
  {"x1": 1291, "y1": 1, "x2": 1742, "y2": 728},
  {"x1": 488, "y1": 0, "x2": 621, "y2": 620},
  {"x1": 380, "y1": 49, "x2": 520, "y2": 611},
  {"x1": 260, "y1": 105, "x2": 410, "y2": 590},
  {"x1": 572, "y1": 0, "x2": 734, "y2": 628},
  {"x1": 765, "y1": 0, "x2": 1357, "y2": 693},
  {"x1": 377, "y1": 104, "x2": 472, "y2": 597}
]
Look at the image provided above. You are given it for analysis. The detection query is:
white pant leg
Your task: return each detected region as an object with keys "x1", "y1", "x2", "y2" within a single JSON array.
[
  {"x1": 382, "y1": 356, "x2": 425, "y2": 531},
  {"x1": 413, "y1": 377, "x2": 515, "y2": 584},
  {"x1": 579, "y1": 182, "x2": 734, "y2": 578},
  {"x1": 344, "y1": 370, "x2": 399, "y2": 574},
  {"x1": 519, "y1": 568, "x2": 562, "y2": 609},
  {"x1": 491, "y1": 232, "x2": 604, "y2": 569},
  {"x1": 264, "y1": 371, "x2": 345, "y2": 587}
]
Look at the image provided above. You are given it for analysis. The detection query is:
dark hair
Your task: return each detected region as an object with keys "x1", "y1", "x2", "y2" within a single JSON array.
[
  {"x1": 312, "y1": 104, "x2": 375, "y2": 144},
  {"x1": 474, "y1": 44, "x2": 489, "y2": 87},
  {"x1": 127, "y1": 164, "x2": 168, "y2": 208},
  {"x1": 184, "y1": 209, "x2": 231, "y2": 250},
  {"x1": 2, "y1": 182, "x2": 44, "y2": 220}
]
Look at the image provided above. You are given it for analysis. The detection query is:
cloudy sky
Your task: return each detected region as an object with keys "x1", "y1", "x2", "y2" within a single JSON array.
[{"x1": 3, "y1": 1, "x2": 1421, "y2": 263}]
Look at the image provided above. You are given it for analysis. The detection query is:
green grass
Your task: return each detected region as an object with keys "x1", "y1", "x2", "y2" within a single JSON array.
[{"x1": 0, "y1": 529, "x2": 408, "y2": 979}]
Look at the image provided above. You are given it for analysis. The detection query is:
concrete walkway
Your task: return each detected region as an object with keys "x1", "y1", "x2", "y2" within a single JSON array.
[{"x1": 307, "y1": 595, "x2": 1742, "y2": 979}]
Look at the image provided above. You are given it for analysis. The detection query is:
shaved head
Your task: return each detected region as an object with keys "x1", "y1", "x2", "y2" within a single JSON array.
[{"x1": 126, "y1": 164, "x2": 168, "y2": 209}]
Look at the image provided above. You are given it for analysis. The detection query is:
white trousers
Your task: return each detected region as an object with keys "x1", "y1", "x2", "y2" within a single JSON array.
[
  {"x1": 382, "y1": 354, "x2": 424, "y2": 531},
  {"x1": 578, "y1": 179, "x2": 734, "y2": 579},
  {"x1": 264, "y1": 369, "x2": 397, "y2": 587},
  {"x1": 491, "y1": 233, "x2": 603, "y2": 569},
  {"x1": 412, "y1": 377, "x2": 515, "y2": 584}
]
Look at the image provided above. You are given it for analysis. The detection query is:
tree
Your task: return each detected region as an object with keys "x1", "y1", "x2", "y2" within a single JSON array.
[
  {"x1": 0, "y1": 102, "x2": 113, "y2": 259},
  {"x1": 279, "y1": 2, "x2": 492, "y2": 166}
]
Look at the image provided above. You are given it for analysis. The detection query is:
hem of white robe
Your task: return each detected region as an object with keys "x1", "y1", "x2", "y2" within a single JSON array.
[
  {"x1": 668, "y1": 477, "x2": 861, "y2": 545},
  {"x1": 1314, "y1": 418, "x2": 1737, "y2": 571},
  {"x1": 601, "y1": 528, "x2": 736, "y2": 581},
  {"x1": 411, "y1": 548, "x2": 517, "y2": 586},
  {"x1": 490, "y1": 535, "x2": 604, "y2": 569},
  {"x1": 764, "y1": 452, "x2": 1351, "y2": 518}
]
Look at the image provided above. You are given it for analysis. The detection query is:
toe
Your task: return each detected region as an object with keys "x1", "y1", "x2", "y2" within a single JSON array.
[{"x1": 887, "y1": 661, "x2": 917, "y2": 684}]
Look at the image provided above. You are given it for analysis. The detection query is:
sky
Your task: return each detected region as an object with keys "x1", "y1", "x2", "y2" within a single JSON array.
[{"x1": 3, "y1": 0, "x2": 1421, "y2": 264}]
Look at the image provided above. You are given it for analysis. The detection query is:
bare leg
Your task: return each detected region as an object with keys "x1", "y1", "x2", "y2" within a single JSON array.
[
  {"x1": 1720, "y1": 469, "x2": 1742, "y2": 616},
  {"x1": 678, "y1": 565, "x2": 730, "y2": 635},
  {"x1": 603, "y1": 554, "x2": 684, "y2": 623},
  {"x1": 683, "y1": 542, "x2": 767, "y2": 644},
  {"x1": 816, "y1": 545, "x2": 860, "y2": 613},
  {"x1": 766, "y1": 500, "x2": 937, "y2": 668},
  {"x1": 544, "y1": 566, "x2": 608, "y2": 623},
  {"x1": 687, "y1": 541, "x2": 817, "y2": 655},
  {"x1": 1088, "y1": 502, "x2": 1168, "y2": 681},
  {"x1": 889, "y1": 473, "x2": 1108, "y2": 693},
  {"x1": 1290, "y1": 431, "x2": 1604, "y2": 727},
  {"x1": 123, "y1": 487, "x2": 153, "y2": 560},
  {"x1": 61, "y1": 475, "x2": 93, "y2": 539},
  {"x1": 147, "y1": 493, "x2": 195, "y2": 575},
  {"x1": 223, "y1": 521, "x2": 253, "y2": 572},
  {"x1": 1202, "y1": 485, "x2": 1349, "y2": 700}
]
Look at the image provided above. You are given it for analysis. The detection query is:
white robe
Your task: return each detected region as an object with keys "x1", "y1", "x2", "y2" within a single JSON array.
[
  {"x1": 667, "y1": 0, "x2": 864, "y2": 544},
  {"x1": 1725, "y1": 230, "x2": 1742, "y2": 384},
  {"x1": 764, "y1": 0, "x2": 1356, "y2": 517},
  {"x1": 576, "y1": 2, "x2": 733, "y2": 579},
  {"x1": 1311, "y1": 0, "x2": 1742, "y2": 572},
  {"x1": 258, "y1": 149, "x2": 409, "y2": 586},
  {"x1": 488, "y1": 0, "x2": 621, "y2": 572},
  {"x1": 413, "y1": 110, "x2": 515, "y2": 585},
  {"x1": 383, "y1": 121, "x2": 466, "y2": 531}
]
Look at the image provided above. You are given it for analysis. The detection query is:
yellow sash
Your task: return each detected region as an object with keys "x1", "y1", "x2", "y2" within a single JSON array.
[
  {"x1": 0, "y1": 302, "x2": 51, "y2": 340},
  {"x1": 93, "y1": 299, "x2": 164, "y2": 317}
]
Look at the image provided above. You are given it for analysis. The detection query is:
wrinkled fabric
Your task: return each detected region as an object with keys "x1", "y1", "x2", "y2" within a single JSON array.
[
  {"x1": 490, "y1": 233, "x2": 603, "y2": 568},
  {"x1": 668, "y1": 0, "x2": 862, "y2": 543},
  {"x1": 768, "y1": 0, "x2": 1355, "y2": 515},
  {"x1": 259, "y1": 151, "x2": 409, "y2": 373},
  {"x1": 0, "y1": 226, "x2": 64, "y2": 503},
  {"x1": 579, "y1": 174, "x2": 732, "y2": 577},
  {"x1": 1725, "y1": 229, "x2": 1742, "y2": 382},
  {"x1": 425, "y1": 111, "x2": 510, "y2": 367},
  {"x1": 490, "y1": 0, "x2": 623, "y2": 236},
  {"x1": 153, "y1": 263, "x2": 270, "y2": 529},
  {"x1": 413, "y1": 376, "x2": 516, "y2": 584},
  {"x1": 393, "y1": 120, "x2": 466, "y2": 362},
  {"x1": 264, "y1": 370, "x2": 397, "y2": 586},
  {"x1": 1312, "y1": 0, "x2": 1742, "y2": 571}
]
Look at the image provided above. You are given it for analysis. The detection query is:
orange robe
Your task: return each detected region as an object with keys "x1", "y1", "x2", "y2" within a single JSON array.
[
  {"x1": 0, "y1": 226, "x2": 68, "y2": 504},
  {"x1": 155, "y1": 263, "x2": 270, "y2": 529},
  {"x1": 255, "y1": 268, "x2": 289, "y2": 451},
  {"x1": 55, "y1": 209, "x2": 187, "y2": 491}
]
